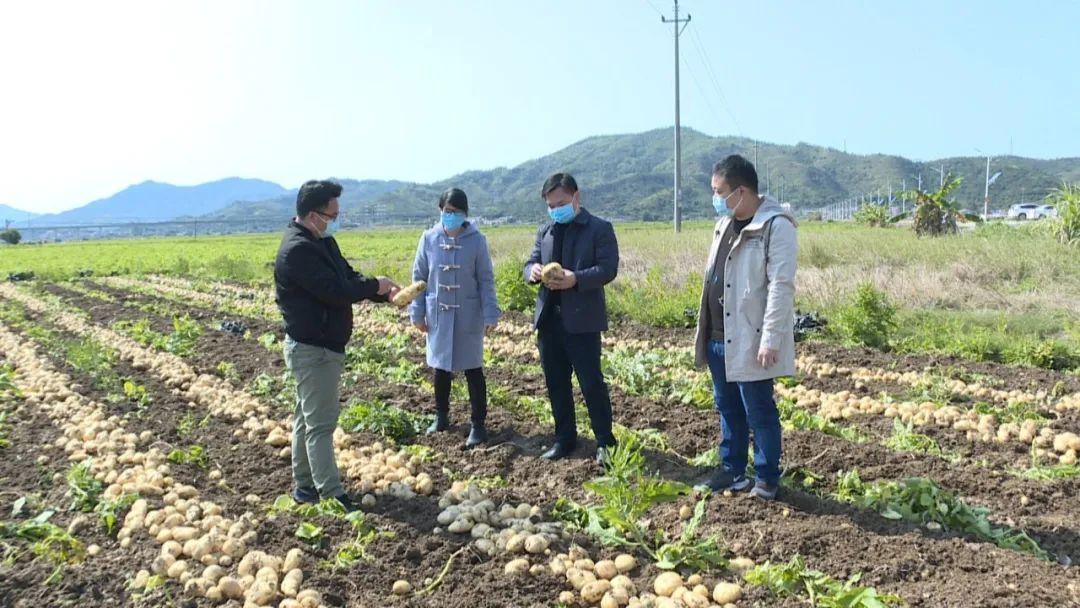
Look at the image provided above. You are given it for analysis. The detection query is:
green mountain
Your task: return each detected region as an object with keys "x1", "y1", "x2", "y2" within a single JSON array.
[
  {"x1": 212, "y1": 129, "x2": 1080, "y2": 223},
  {"x1": 204, "y1": 179, "x2": 409, "y2": 221}
]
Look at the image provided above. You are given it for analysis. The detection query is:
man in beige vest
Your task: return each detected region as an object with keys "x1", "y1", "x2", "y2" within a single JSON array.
[{"x1": 693, "y1": 154, "x2": 798, "y2": 501}]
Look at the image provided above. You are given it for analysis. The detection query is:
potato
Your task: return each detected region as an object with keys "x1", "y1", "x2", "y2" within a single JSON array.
[
  {"x1": 611, "y1": 575, "x2": 636, "y2": 594},
  {"x1": 247, "y1": 581, "x2": 277, "y2": 605},
  {"x1": 504, "y1": 558, "x2": 530, "y2": 575},
  {"x1": 280, "y1": 569, "x2": 303, "y2": 597},
  {"x1": 448, "y1": 518, "x2": 474, "y2": 534},
  {"x1": 654, "y1": 572, "x2": 682, "y2": 597},
  {"x1": 166, "y1": 559, "x2": 188, "y2": 579},
  {"x1": 296, "y1": 589, "x2": 322, "y2": 607},
  {"x1": 594, "y1": 559, "x2": 618, "y2": 580},
  {"x1": 581, "y1": 580, "x2": 612, "y2": 604},
  {"x1": 541, "y1": 263, "x2": 564, "y2": 285},
  {"x1": 391, "y1": 281, "x2": 427, "y2": 308},
  {"x1": 216, "y1": 576, "x2": 243, "y2": 599},
  {"x1": 713, "y1": 582, "x2": 742, "y2": 604},
  {"x1": 202, "y1": 565, "x2": 226, "y2": 583},
  {"x1": 524, "y1": 534, "x2": 550, "y2": 554},
  {"x1": 506, "y1": 533, "x2": 526, "y2": 553},
  {"x1": 728, "y1": 557, "x2": 755, "y2": 574},
  {"x1": 392, "y1": 580, "x2": 412, "y2": 595},
  {"x1": 614, "y1": 553, "x2": 636, "y2": 573}
]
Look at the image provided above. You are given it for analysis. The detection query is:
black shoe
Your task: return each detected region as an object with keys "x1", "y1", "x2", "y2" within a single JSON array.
[
  {"x1": 596, "y1": 446, "x2": 612, "y2": 468},
  {"x1": 427, "y1": 411, "x2": 450, "y2": 435},
  {"x1": 333, "y1": 493, "x2": 362, "y2": 513},
  {"x1": 541, "y1": 442, "x2": 576, "y2": 460},
  {"x1": 749, "y1": 480, "x2": 779, "y2": 501},
  {"x1": 694, "y1": 470, "x2": 752, "y2": 493},
  {"x1": 465, "y1": 423, "x2": 488, "y2": 448},
  {"x1": 292, "y1": 486, "x2": 318, "y2": 504}
]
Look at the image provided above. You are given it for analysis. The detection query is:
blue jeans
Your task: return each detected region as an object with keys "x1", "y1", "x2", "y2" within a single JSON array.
[{"x1": 706, "y1": 339, "x2": 782, "y2": 485}]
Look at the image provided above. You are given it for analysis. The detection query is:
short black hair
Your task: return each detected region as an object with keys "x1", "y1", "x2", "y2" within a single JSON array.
[
  {"x1": 438, "y1": 188, "x2": 469, "y2": 214},
  {"x1": 712, "y1": 155, "x2": 759, "y2": 192},
  {"x1": 296, "y1": 180, "x2": 343, "y2": 216},
  {"x1": 541, "y1": 172, "x2": 578, "y2": 199}
]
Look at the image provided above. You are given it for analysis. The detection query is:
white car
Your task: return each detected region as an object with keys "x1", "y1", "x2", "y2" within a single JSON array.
[
  {"x1": 1038, "y1": 204, "x2": 1058, "y2": 219},
  {"x1": 1007, "y1": 203, "x2": 1054, "y2": 220}
]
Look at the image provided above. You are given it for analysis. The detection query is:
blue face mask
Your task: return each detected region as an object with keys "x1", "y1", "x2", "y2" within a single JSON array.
[
  {"x1": 441, "y1": 211, "x2": 466, "y2": 231},
  {"x1": 321, "y1": 215, "x2": 340, "y2": 238},
  {"x1": 712, "y1": 187, "x2": 743, "y2": 216},
  {"x1": 712, "y1": 194, "x2": 728, "y2": 216},
  {"x1": 548, "y1": 203, "x2": 576, "y2": 224}
]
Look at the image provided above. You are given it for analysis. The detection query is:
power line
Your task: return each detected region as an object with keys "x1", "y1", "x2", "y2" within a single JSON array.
[
  {"x1": 680, "y1": 54, "x2": 729, "y2": 139},
  {"x1": 688, "y1": 27, "x2": 743, "y2": 137}
]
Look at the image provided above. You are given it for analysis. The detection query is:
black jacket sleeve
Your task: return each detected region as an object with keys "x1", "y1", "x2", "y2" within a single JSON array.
[
  {"x1": 573, "y1": 220, "x2": 619, "y2": 290},
  {"x1": 283, "y1": 242, "x2": 380, "y2": 307}
]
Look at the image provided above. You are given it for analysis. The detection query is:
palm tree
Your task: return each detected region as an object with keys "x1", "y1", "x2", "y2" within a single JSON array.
[{"x1": 892, "y1": 175, "x2": 981, "y2": 236}]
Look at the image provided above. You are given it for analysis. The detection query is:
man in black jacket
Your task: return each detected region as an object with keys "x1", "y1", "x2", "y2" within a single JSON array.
[
  {"x1": 274, "y1": 180, "x2": 397, "y2": 511},
  {"x1": 525, "y1": 173, "x2": 619, "y2": 465}
]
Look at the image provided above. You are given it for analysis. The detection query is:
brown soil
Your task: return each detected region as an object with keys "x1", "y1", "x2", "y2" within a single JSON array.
[{"x1": 12, "y1": 281, "x2": 1080, "y2": 607}]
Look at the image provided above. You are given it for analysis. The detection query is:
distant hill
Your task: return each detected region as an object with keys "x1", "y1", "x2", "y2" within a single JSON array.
[
  {"x1": 261, "y1": 129, "x2": 1077, "y2": 223},
  {"x1": 21, "y1": 129, "x2": 1080, "y2": 230},
  {"x1": 204, "y1": 179, "x2": 410, "y2": 221},
  {"x1": 0, "y1": 204, "x2": 38, "y2": 225},
  {"x1": 30, "y1": 178, "x2": 287, "y2": 226}
]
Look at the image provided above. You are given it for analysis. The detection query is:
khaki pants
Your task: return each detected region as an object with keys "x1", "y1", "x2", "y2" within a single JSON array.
[{"x1": 284, "y1": 336, "x2": 346, "y2": 499}]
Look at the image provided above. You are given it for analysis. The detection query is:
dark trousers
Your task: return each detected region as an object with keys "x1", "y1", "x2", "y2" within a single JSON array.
[
  {"x1": 434, "y1": 367, "x2": 487, "y2": 425},
  {"x1": 537, "y1": 308, "x2": 615, "y2": 447}
]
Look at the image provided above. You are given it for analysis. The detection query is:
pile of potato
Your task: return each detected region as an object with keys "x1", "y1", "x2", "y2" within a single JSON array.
[
  {"x1": 0, "y1": 295, "x2": 331, "y2": 608},
  {"x1": 435, "y1": 481, "x2": 566, "y2": 557},
  {"x1": 548, "y1": 545, "x2": 753, "y2": 608},
  {"x1": 336, "y1": 437, "x2": 435, "y2": 499},
  {"x1": 777, "y1": 382, "x2": 1080, "y2": 464},
  {"x1": 797, "y1": 355, "x2": 1078, "y2": 412}
]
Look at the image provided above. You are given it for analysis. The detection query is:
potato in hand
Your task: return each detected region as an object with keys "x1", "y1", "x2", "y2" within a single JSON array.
[
  {"x1": 391, "y1": 280, "x2": 426, "y2": 307},
  {"x1": 540, "y1": 262, "x2": 564, "y2": 286}
]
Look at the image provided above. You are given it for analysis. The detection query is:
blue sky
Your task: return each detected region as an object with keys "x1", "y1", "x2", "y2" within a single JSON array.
[{"x1": 1, "y1": 0, "x2": 1077, "y2": 212}]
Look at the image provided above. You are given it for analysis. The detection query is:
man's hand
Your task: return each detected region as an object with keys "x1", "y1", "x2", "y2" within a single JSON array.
[
  {"x1": 413, "y1": 321, "x2": 428, "y2": 333},
  {"x1": 376, "y1": 276, "x2": 398, "y2": 296},
  {"x1": 757, "y1": 346, "x2": 779, "y2": 368},
  {"x1": 528, "y1": 263, "x2": 543, "y2": 283},
  {"x1": 484, "y1": 323, "x2": 496, "y2": 336},
  {"x1": 548, "y1": 269, "x2": 577, "y2": 291}
]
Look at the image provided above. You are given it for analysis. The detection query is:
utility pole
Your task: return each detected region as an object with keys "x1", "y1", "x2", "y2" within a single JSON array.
[
  {"x1": 661, "y1": 1, "x2": 691, "y2": 233},
  {"x1": 931, "y1": 164, "x2": 945, "y2": 190},
  {"x1": 753, "y1": 141, "x2": 758, "y2": 168},
  {"x1": 983, "y1": 155, "x2": 991, "y2": 219}
]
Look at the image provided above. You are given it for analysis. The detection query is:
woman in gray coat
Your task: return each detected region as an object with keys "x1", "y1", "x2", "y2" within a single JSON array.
[{"x1": 409, "y1": 188, "x2": 501, "y2": 447}]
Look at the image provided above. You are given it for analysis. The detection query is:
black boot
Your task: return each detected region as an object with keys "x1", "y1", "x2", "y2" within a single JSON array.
[
  {"x1": 464, "y1": 368, "x2": 488, "y2": 448},
  {"x1": 427, "y1": 410, "x2": 449, "y2": 435},
  {"x1": 429, "y1": 369, "x2": 452, "y2": 435},
  {"x1": 465, "y1": 423, "x2": 488, "y2": 448}
]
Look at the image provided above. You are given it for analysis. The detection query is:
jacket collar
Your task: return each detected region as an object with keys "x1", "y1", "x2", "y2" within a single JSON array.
[
  {"x1": 572, "y1": 207, "x2": 592, "y2": 225},
  {"x1": 745, "y1": 195, "x2": 797, "y2": 231},
  {"x1": 291, "y1": 219, "x2": 319, "y2": 241}
]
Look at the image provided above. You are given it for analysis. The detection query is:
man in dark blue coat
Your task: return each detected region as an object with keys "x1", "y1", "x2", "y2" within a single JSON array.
[{"x1": 525, "y1": 172, "x2": 620, "y2": 465}]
